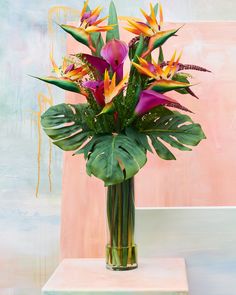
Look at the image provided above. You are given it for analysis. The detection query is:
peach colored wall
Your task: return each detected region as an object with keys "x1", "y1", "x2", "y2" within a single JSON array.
[{"x1": 61, "y1": 22, "x2": 236, "y2": 258}]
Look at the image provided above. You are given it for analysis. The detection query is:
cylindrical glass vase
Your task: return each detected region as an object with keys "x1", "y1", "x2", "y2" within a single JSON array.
[{"x1": 106, "y1": 177, "x2": 138, "y2": 271}]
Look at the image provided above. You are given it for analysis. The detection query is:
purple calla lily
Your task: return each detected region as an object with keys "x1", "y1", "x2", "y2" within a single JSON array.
[
  {"x1": 135, "y1": 90, "x2": 192, "y2": 116},
  {"x1": 80, "y1": 40, "x2": 128, "y2": 82},
  {"x1": 81, "y1": 54, "x2": 109, "y2": 77},
  {"x1": 101, "y1": 39, "x2": 128, "y2": 81},
  {"x1": 83, "y1": 80, "x2": 105, "y2": 106}
]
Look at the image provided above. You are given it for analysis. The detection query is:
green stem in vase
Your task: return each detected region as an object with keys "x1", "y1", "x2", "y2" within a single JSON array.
[{"x1": 106, "y1": 177, "x2": 138, "y2": 270}]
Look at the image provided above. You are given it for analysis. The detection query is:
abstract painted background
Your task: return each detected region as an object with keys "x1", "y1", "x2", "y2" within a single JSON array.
[
  {"x1": 62, "y1": 21, "x2": 236, "y2": 260},
  {"x1": 0, "y1": 1, "x2": 236, "y2": 294}
]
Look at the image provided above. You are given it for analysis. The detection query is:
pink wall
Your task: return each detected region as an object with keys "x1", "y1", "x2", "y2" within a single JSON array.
[{"x1": 61, "y1": 22, "x2": 236, "y2": 258}]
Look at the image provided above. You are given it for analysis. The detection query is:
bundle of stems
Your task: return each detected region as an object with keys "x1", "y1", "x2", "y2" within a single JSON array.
[{"x1": 106, "y1": 177, "x2": 137, "y2": 270}]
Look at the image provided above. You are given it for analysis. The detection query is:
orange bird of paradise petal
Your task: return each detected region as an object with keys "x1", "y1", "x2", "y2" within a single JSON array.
[
  {"x1": 126, "y1": 19, "x2": 153, "y2": 36},
  {"x1": 85, "y1": 25, "x2": 114, "y2": 33},
  {"x1": 132, "y1": 61, "x2": 156, "y2": 79},
  {"x1": 103, "y1": 70, "x2": 128, "y2": 105},
  {"x1": 132, "y1": 51, "x2": 184, "y2": 81},
  {"x1": 124, "y1": 2, "x2": 163, "y2": 36}
]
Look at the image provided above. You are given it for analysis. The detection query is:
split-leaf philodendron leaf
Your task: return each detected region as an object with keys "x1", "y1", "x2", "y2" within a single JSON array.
[
  {"x1": 41, "y1": 103, "x2": 92, "y2": 151},
  {"x1": 136, "y1": 109, "x2": 206, "y2": 160},
  {"x1": 76, "y1": 134, "x2": 147, "y2": 186}
]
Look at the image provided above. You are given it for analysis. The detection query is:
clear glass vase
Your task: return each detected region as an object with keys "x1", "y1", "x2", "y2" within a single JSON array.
[{"x1": 106, "y1": 177, "x2": 138, "y2": 271}]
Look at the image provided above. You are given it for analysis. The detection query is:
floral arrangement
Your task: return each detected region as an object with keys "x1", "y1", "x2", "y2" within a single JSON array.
[
  {"x1": 35, "y1": 0, "x2": 207, "y2": 185},
  {"x1": 35, "y1": 1, "x2": 208, "y2": 186},
  {"x1": 34, "y1": 0, "x2": 209, "y2": 271}
]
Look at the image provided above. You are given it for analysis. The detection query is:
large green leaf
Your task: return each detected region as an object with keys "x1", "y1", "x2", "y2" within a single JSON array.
[
  {"x1": 41, "y1": 103, "x2": 93, "y2": 151},
  {"x1": 134, "y1": 106, "x2": 173, "y2": 130},
  {"x1": 125, "y1": 127, "x2": 153, "y2": 153},
  {"x1": 137, "y1": 109, "x2": 206, "y2": 160},
  {"x1": 77, "y1": 134, "x2": 147, "y2": 185},
  {"x1": 106, "y1": 1, "x2": 119, "y2": 42}
]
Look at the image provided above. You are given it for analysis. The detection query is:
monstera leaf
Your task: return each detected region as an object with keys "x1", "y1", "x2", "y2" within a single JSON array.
[
  {"x1": 76, "y1": 134, "x2": 147, "y2": 185},
  {"x1": 41, "y1": 103, "x2": 93, "y2": 151},
  {"x1": 125, "y1": 127, "x2": 152, "y2": 153},
  {"x1": 136, "y1": 108, "x2": 206, "y2": 160}
]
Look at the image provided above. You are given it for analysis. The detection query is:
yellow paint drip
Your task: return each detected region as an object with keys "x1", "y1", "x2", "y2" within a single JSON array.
[
  {"x1": 48, "y1": 6, "x2": 80, "y2": 39},
  {"x1": 34, "y1": 6, "x2": 81, "y2": 197},
  {"x1": 35, "y1": 87, "x2": 53, "y2": 197}
]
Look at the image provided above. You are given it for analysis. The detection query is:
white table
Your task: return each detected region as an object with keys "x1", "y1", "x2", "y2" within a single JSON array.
[{"x1": 42, "y1": 258, "x2": 189, "y2": 294}]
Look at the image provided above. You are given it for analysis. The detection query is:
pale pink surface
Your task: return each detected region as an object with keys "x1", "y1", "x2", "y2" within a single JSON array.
[
  {"x1": 61, "y1": 23, "x2": 236, "y2": 258},
  {"x1": 42, "y1": 258, "x2": 188, "y2": 293}
]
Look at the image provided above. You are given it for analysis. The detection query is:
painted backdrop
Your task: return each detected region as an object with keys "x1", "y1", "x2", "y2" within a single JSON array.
[
  {"x1": 0, "y1": 1, "x2": 236, "y2": 295},
  {"x1": 62, "y1": 21, "x2": 236, "y2": 258}
]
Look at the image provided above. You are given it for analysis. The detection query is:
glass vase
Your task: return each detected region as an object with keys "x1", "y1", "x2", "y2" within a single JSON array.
[{"x1": 106, "y1": 177, "x2": 138, "y2": 271}]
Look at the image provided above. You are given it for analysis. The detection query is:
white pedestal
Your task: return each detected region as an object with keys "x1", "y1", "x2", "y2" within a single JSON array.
[{"x1": 42, "y1": 258, "x2": 189, "y2": 294}]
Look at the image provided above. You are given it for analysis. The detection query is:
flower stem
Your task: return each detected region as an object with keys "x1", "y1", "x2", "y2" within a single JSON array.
[{"x1": 106, "y1": 177, "x2": 138, "y2": 270}]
